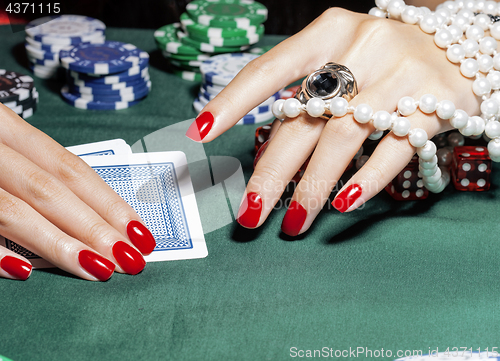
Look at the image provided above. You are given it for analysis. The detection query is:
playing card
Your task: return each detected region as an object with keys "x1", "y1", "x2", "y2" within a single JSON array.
[
  {"x1": 1, "y1": 147, "x2": 206, "y2": 269},
  {"x1": 67, "y1": 139, "x2": 132, "y2": 157}
]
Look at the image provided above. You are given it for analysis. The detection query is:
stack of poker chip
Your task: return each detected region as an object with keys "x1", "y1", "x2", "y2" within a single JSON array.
[
  {"x1": 154, "y1": 0, "x2": 268, "y2": 82},
  {"x1": 24, "y1": 15, "x2": 106, "y2": 79},
  {"x1": 195, "y1": 53, "x2": 279, "y2": 125},
  {"x1": 0, "y1": 70, "x2": 38, "y2": 119},
  {"x1": 59, "y1": 41, "x2": 151, "y2": 110}
]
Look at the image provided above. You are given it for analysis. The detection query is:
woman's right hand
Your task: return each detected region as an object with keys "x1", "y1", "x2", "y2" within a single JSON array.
[{"x1": 0, "y1": 104, "x2": 156, "y2": 281}]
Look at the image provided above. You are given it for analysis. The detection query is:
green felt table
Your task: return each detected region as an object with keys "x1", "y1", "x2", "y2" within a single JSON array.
[{"x1": 1, "y1": 25, "x2": 500, "y2": 361}]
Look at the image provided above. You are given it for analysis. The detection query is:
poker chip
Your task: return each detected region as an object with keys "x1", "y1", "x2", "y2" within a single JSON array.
[
  {"x1": 154, "y1": 23, "x2": 203, "y2": 55},
  {"x1": 178, "y1": 31, "x2": 251, "y2": 53},
  {"x1": 201, "y1": 82, "x2": 225, "y2": 95},
  {"x1": 25, "y1": 15, "x2": 106, "y2": 45},
  {"x1": 68, "y1": 74, "x2": 150, "y2": 90},
  {"x1": 279, "y1": 85, "x2": 301, "y2": 100},
  {"x1": 69, "y1": 65, "x2": 149, "y2": 85},
  {"x1": 60, "y1": 85, "x2": 145, "y2": 110},
  {"x1": 59, "y1": 41, "x2": 149, "y2": 75},
  {"x1": 25, "y1": 44, "x2": 60, "y2": 60},
  {"x1": 200, "y1": 52, "x2": 258, "y2": 86},
  {"x1": 0, "y1": 70, "x2": 38, "y2": 119},
  {"x1": 180, "y1": 12, "x2": 260, "y2": 38},
  {"x1": 173, "y1": 69, "x2": 203, "y2": 82},
  {"x1": 186, "y1": 25, "x2": 264, "y2": 47},
  {"x1": 69, "y1": 81, "x2": 151, "y2": 102},
  {"x1": 69, "y1": 80, "x2": 151, "y2": 96},
  {"x1": 186, "y1": 0, "x2": 268, "y2": 28},
  {"x1": 162, "y1": 51, "x2": 211, "y2": 62}
]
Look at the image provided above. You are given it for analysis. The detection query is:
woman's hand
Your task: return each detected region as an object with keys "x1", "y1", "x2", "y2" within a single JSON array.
[
  {"x1": 186, "y1": 8, "x2": 480, "y2": 235},
  {"x1": 0, "y1": 104, "x2": 156, "y2": 281}
]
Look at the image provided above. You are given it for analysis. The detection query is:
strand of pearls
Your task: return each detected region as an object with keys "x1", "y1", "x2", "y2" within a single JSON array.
[
  {"x1": 272, "y1": 95, "x2": 462, "y2": 193},
  {"x1": 369, "y1": 0, "x2": 500, "y2": 162}
]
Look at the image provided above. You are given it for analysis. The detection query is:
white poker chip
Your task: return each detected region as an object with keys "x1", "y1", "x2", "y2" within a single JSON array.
[
  {"x1": 200, "y1": 53, "x2": 259, "y2": 86},
  {"x1": 25, "y1": 15, "x2": 106, "y2": 45}
]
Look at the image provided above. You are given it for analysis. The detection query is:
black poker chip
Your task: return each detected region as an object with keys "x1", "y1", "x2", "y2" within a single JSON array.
[{"x1": 0, "y1": 70, "x2": 35, "y2": 103}]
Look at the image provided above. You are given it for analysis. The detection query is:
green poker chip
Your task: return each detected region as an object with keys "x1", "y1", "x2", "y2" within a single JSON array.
[
  {"x1": 154, "y1": 23, "x2": 202, "y2": 55},
  {"x1": 186, "y1": 24, "x2": 264, "y2": 46},
  {"x1": 180, "y1": 12, "x2": 261, "y2": 38},
  {"x1": 172, "y1": 69, "x2": 202, "y2": 82},
  {"x1": 170, "y1": 59, "x2": 202, "y2": 71},
  {"x1": 185, "y1": 0, "x2": 268, "y2": 28},
  {"x1": 161, "y1": 50, "x2": 211, "y2": 62},
  {"x1": 178, "y1": 31, "x2": 250, "y2": 53}
]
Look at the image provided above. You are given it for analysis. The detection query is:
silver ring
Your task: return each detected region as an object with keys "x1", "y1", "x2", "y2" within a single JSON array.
[{"x1": 295, "y1": 62, "x2": 358, "y2": 120}]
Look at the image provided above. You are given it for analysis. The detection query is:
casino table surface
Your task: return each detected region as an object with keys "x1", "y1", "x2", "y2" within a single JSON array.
[{"x1": 1, "y1": 25, "x2": 500, "y2": 361}]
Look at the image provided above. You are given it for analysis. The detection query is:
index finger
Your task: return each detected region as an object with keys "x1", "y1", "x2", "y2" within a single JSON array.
[{"x1": 186, "y1": 8, "x2": 363, "y2": 143}]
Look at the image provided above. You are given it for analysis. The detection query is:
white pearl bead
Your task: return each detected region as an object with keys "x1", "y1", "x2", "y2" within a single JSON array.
[
  {"x1": 473, "y1": 116, "x2": 486, "y2": 135},
  {"x1": 472, "y1": 77, "x2": 492, "y2": 96},
  {"x1": 480, "y1": 98, "x2": 499, "y2": 116},
  {"x1": 452, "y1": 15, "x2": 470, "y2": 31},
  {"x1": 435, "y1": 9, "x2": 452, "y2": 24},
  {"x1": 450, "y1": 109, "x2": 469, "y2": 129},
  {"x1": 477, "y1": 54, "x2": 494, "y2": 73},
  {"x1": 459, "y1": 116, "x2": 477, "y2": 136},
  {"x1": 387, "y1": 0, "x2": 405, "y2": 17},
  {"x1": 446, "y1": 44, "x2": 466, "y2": 63},
  {"x1": 493, "y1": 54, "x2": 500, "y2": 71},
  {"x1": 283, "y1": 98, "x2": 302, "y2": 118},
  {"x1": 484, "y1": 0, "x2": 497, "y2": 13},
  {"x1": 375, "y1": 0, "x2": 390, "y2": 10},
  {"x1": 401, "y1": 6, "x2": 420, "y2": 24},
  {"x1": 442, "y1": 0, "x2": 459, "y2": 12},
  {"x1": 420, "y1": 165, "x2": 439, "y2": 176},
  {"x1": 447, "y1": 25, "x2": 463, "y2": 43},
  {"x1": 419, "y1": 94, "x2": 438, "y2": 113},
  {"x1": 420, "y1": 6, "x2": 431, "y2": 14},
  {"x1": 473, "y1": 13, "x2": 491, "y2": 30},
  {"x1": 329, "y1": 97, "x2": 349, "y2": 117},
  {"x1": 490, "y1": 23, "x2": 500, "y2": 40},
  {"x1": 417, "y1": 141, "x2": 437, "y2": 160},
  {"x1": 392, "y1": 116, "x2": 411, "y2": 136},
  {"x1": 457, "y1": 9, "x2": 474, "y2": 19},
  {"x1": 353, "y1": 104, "x2": 373, "y2": 124},
  {"x1": 448, "y1": 132, "x2": 465, "y2": 146},
  {"x1": 372, "y1": 110, "x2": 392, "y2": 131},
  {"x1": 436, "y1": 100, "x2": 456, "y2": 119},
  {"x1": 369, "y1": 7, "x2": 387, "y2": 17},
  {"x1": 420, "y1": 14, "x2": 439, "y2": 33},
  {"x1": 490, "y1": 91, "x2": 500, "y2": 103},
  {"x1": 306, "y1": 98, "x2": 326, "y2": 118},
  {"x1": 479, "y1": 37, "x2": 497, "y2": 56},
  {"x1": 272, "y1": 99, "x2": 286, "y2": 120},
  {"x1": 463, "y1": 0, "x2": 477, "y2": 12},
  {"x1": 397, "y1": 96, "x2": 417, "y2": 116},
  {"x1": 466, "y1": 25, "x2": 485, "y2": 42},
  {"x1": 368, "y1": 130, "x2": 384, "y2": 140},
  {"x1": 460, "y1": 58, "x2": 479, "y2": 78},
  {"x1": 462, "y1": 39, "x2": 480, "y2": 57},
  {"x1": 487, "y1": 71, "x2": 500, "y2": 90},
  {"x1": 485, "y1": 120, "x2": 500, "y2": 138},
  {"x1": 420, "y1": 157, "x2": 438, "y2": 170},
  {"x1": 487, "y1": 138, "x2": 500, "y2": 157},
  {"x1": 424, "y1": 167, "x2": 442, "y2": 184},
  {"x1": 426, "y1": 178, "x2": 446, "y2": 193},
  {"x1": 434, "y1": 28, "x2": 454, "y2": 48},
  {"x1": 476, "y1": 0, "x2": 486, "y2": 11},
  {"x1": 409, "y1": 128, "x2": 429, "y2": 147}
]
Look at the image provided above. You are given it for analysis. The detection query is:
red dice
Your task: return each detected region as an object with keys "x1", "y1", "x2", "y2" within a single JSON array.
[
  {"x1": 385, "y1": 156, "x2": 429, "y2": 200},
  {"x1": 254, "y1": 123, "x2": 272, "y2": 155},
  {"x1": 451, "y1": 145, "x2": 491, "y2": 191}
]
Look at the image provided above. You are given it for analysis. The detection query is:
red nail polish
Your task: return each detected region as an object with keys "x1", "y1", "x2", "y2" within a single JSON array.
[
  {"x1": 112, "y1": 241, "x2": 146, "y2": 275},
  {"x1": 281, "y1": 201, "x2": 307, "y2": 236},
  {"x1": 332, "y1": 184, "x2": 363, "y2": 213},
  {"x1": 253, "y1": 140, "x2": 270, "y2": 169},
  {"x1": 127, "y1": 220, "x2": 156, "y2": 255},
  {"x1": 1, "y1": 256, "x2": 32, "y2": 280},
  {"x1": 185, "y1": 112, "x2": 214, "y2": 141},
  {"x1": 237, "y1": 192, "x2": 262, "y2": 228},
  {"x1": 78, "y1": 250, "x2": 115, "y2": 281}
]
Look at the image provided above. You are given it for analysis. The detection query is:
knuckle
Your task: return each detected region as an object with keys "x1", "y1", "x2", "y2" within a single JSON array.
[
  {"x1": 82, "y1": 220, "x2": 110, "y2": 247},
  {"x1": 24, "y1": 170, "x2": 63, "y2": 203},
  {"x1": 325, "y1": 118, "x2": 360, "y2": 143},
  {"x1": 319, "y1": 7, "x2": 350, "y2": 23},
  {"x1": 299, "y1": 172, "x2": 331, "y2": 196},
  {"x1": 56, "y1": 151, "x2": 92, "y2": 185},
  {"x1": 0, "y1": 192, "x2": 25, "y2": 228}
]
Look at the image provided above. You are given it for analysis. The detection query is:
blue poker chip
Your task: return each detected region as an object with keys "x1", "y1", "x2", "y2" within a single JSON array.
[
  {"x1": 67, "y1": 74, "x2": 149, "y2": 90},
  {"x1": 60, "y1": 85, "x2": 146, "y2": 110},
  {"x1": 68, "y1": 80, "x2": 151, "y2": 96},
  {"x1": 59, "y1": 41, "x2": 149, "y2": 75},
  {"x1": 25, "y1": 15, "x2": 106, "y2": 45},
  {"x1": 68, "y1": 81, "x2": 151, "y2": 102},
  {"x1": 200, "y1": 53, "x2": 259, "y2": 86},
  {"x1": 28, "y1": 56, "x2": 59, "y2": 67},
  {"x1": 68, "y1": 64, "x2": 149, "y2": 85},
  {"x1": 25, "y1": 35, "x2": 68, "y2": 53},
  {"x1": 25, "y1": 44, "x2": 59, "y2": 61}
]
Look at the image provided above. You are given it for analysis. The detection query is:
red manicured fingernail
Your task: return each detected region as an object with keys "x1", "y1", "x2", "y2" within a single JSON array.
[
  {"x1": 78, "y1": 250, "x2": 115, "y2": 281},
  {"x1": 127, "y1": 220, "x2": 156, "y2": 255},
  {"x1": 112, "y1": 241, "x2": 146, "y2": 275},
  {"x1": 281, "y1": 201, "x2": 307, "y2": 236},
  {"x1": 253, "y1": 140, "x2": 270, "y2": 169},
  {"x1": 1, "y1": 256, "x2": 32, "y2": 280},
  {"x1": 237, "y1": 192, "x2": 262, "y2": 228},
  {"x1": 332, "y1": 184, "x2": 363, "y2": 213},
  {"x1": 186, "y1": 111, "x2": 214, "y2": 141}
]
